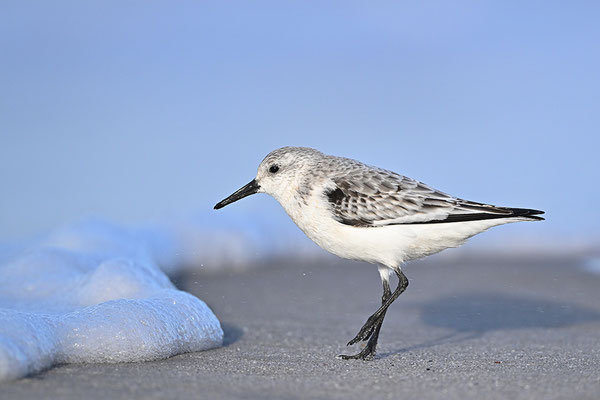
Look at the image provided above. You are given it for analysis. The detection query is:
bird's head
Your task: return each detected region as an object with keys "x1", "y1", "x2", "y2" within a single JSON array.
[{"x1": 214, "y1": 146, "x2": 322, "y2": 209}]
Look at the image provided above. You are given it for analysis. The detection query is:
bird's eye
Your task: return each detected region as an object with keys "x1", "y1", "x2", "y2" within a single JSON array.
[{"x1": 269, "y1": 165, "x2": 279, "y2": 174}]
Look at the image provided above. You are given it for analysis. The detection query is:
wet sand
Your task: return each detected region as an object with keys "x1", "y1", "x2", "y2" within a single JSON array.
[{"x1": 2, "y1": 254, "x2": 599, "y2": 400}]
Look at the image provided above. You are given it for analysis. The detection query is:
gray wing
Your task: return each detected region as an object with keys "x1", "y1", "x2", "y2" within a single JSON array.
[{"x1": 324, "y1": 165, "x2": 543, "y2": 226}]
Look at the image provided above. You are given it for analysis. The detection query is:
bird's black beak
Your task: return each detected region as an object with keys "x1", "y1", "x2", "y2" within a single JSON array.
[{"x1": 214, "y1": 179, "x2": 260, "y2": 210}]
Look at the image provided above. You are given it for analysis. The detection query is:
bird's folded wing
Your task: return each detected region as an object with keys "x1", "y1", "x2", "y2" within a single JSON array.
[{"x1": 326, "y1": 170, "x2": 526, "y2": 227}]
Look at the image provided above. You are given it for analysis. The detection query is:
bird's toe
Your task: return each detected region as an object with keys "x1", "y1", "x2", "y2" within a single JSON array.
[{"x1": 338, "y1": 348, "x2": 376, "y2": 361}]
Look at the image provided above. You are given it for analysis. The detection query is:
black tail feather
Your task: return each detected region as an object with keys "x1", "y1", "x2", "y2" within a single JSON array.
[
  {"x1": 504, "y1": 207, "x2": 545, "y2": 221},
  {"x1": 405, "y1": 207, "x2": 545, "y2": 224}
]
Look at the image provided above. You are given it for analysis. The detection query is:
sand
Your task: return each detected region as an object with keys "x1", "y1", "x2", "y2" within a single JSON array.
[{"x1": 2, "y1": 254, "x2": 599, "y2": 400}]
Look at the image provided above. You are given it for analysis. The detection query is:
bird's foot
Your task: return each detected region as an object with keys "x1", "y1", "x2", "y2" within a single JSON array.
[
  {"x1": 338, "y1": 344, "x2": 377, "y2": 361},
  {"x1": 347, "y1": 315, "x2": 381, "y2": 345}
]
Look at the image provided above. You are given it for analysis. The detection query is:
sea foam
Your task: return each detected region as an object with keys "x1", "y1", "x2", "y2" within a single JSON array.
[{"x1": 0, "y1": 221, "x2": 223, "y2": 381}]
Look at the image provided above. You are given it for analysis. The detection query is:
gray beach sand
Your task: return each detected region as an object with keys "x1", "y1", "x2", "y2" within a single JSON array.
[{"x1": 2, "y1": 254, "x2": 599, "y2": 399}]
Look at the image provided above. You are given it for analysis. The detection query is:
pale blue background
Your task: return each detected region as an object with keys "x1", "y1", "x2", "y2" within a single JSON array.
[{"x1": 1, "y1": 1, "x2": 598, "y2": 246}]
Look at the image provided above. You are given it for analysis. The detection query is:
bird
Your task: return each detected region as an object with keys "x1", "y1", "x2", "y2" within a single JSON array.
[{"x1": 214, "y1": 146, "x2": 544, "y2": 360}]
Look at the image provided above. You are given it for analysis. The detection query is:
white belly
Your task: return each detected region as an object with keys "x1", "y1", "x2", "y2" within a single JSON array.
[{"x1": 287, "y1": 201, "x2": 518, "y2": 268}]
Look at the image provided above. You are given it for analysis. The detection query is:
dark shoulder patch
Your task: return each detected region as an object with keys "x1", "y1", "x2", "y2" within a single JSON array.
[
  {"x1": 325, "y1": 187, "x2": 345, "y2": 204},
  {"x1": 324, "y1": 186, "x2": 375, "y2": 227}
]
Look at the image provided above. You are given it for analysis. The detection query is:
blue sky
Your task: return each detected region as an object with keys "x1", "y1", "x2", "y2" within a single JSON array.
[{"x1": 1, "y1": 1, "x2": 598, "y2": 246}]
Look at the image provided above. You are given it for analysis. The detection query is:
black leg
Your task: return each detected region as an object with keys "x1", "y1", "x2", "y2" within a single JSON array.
[
  {"x1": 341, "y1": 269, "x2": 409, "y2": 359},
  {"x1": 362, "y1": 278, "x2": 393, "y2": 351},
  {"x1": 339, "y1": 278, "x2": 392, "y2": 360}
]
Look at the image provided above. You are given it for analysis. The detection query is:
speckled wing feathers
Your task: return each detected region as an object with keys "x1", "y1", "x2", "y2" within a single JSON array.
[{"x1": 322, "y1": 157, "x2": 544, "y2": 227}]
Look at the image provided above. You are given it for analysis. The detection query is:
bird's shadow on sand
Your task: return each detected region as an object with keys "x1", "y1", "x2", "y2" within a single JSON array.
[{"x1": 378, "y1": 292, "x2": 600, "y2": 358}]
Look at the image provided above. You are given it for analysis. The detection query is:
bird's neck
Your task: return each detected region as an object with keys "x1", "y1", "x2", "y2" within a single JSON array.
[{"x1": 274, "y1": 185, "x2": 326, "y2": 239}]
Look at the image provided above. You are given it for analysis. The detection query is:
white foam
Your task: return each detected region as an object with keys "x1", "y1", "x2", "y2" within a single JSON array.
[
  {"x1": 0, "y1": 221, "x2": 223, "y2": 381},
  {"x1": 148, "y1": 213, "x2": 322, "y2": 274}
]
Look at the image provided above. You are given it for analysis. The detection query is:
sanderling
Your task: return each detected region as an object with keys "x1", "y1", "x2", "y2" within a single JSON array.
[{"x1": 214, "y1": 146, "x2": 544, "y2": 360}]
